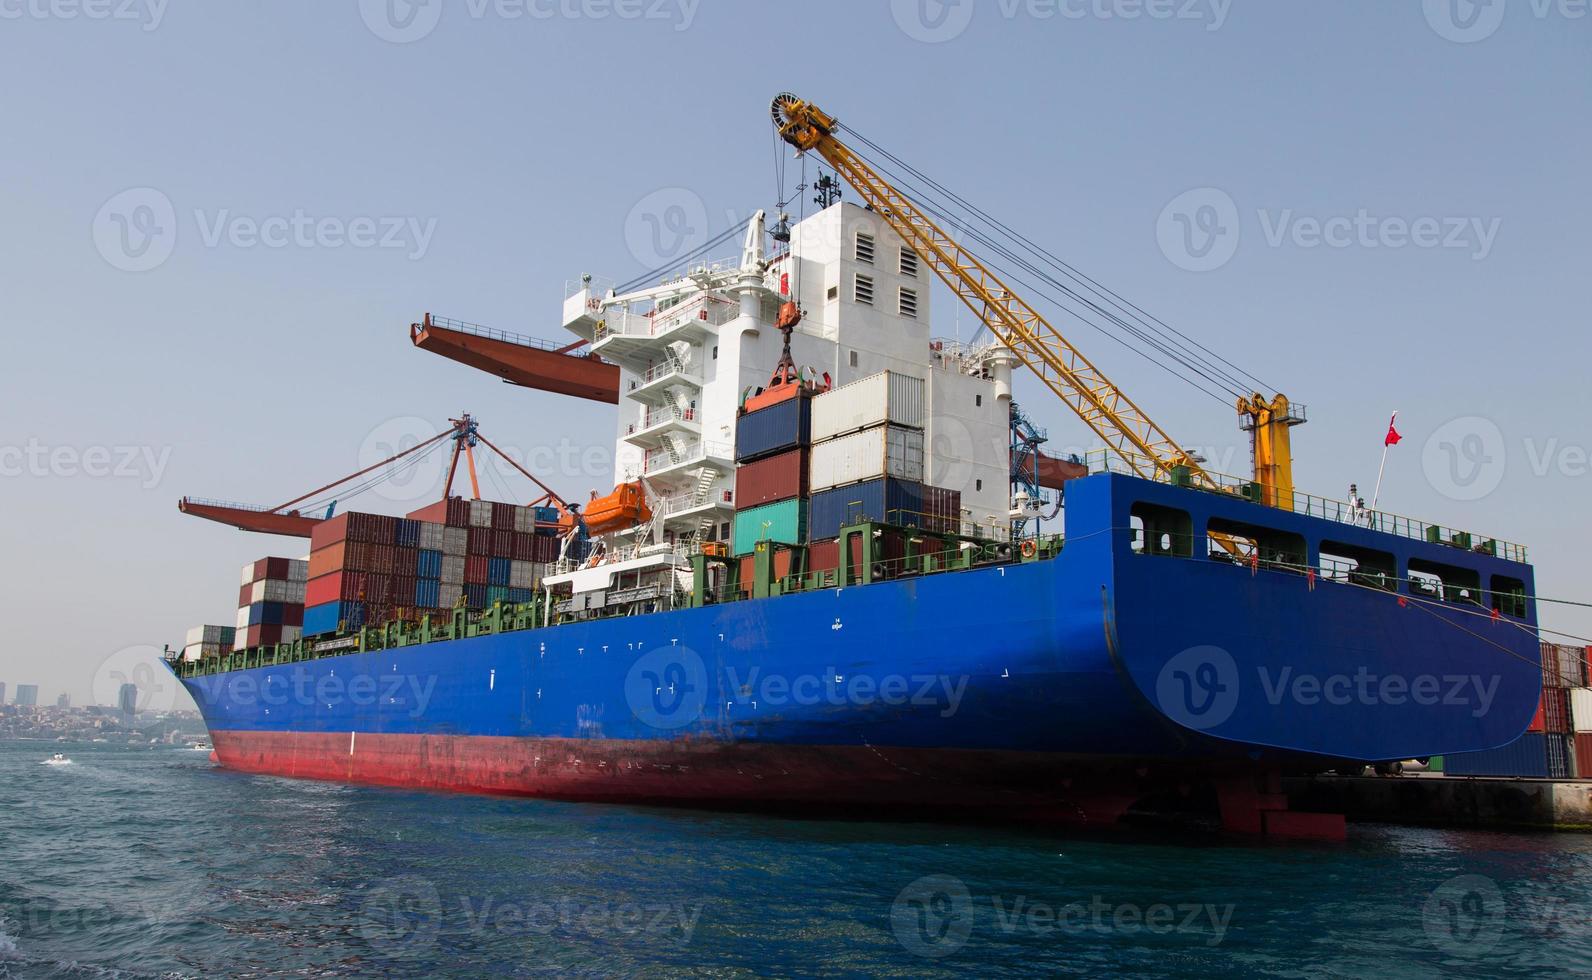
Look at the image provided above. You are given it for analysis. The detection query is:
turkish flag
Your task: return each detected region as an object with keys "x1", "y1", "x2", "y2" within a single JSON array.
[{"x1": 1384, "y1": 413, "x2": 1402, "y2": 448}]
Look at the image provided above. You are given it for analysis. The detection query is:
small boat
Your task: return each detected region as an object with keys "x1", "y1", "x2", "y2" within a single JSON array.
[
  {"x1": 189, "y1": 740, "x2": 212, "y2": 752},
  {"x1": 42, "y1": 753, "x2": 72, "y2": 766}
]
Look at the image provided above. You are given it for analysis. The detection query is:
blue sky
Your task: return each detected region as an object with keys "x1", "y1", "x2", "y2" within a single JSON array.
[{"x1": 1, "y1": 1, "x2": 1588, "y2": 707}]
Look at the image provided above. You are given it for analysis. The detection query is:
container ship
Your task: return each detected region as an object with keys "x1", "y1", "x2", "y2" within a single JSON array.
[{"x1": 166, "y1": 96, "x2": 1552, "y2": 840}]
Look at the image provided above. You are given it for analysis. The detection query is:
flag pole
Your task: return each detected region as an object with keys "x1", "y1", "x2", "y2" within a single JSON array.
[{"x1": 1372, "y1": 410, "x2": 1397, "y2": 511}]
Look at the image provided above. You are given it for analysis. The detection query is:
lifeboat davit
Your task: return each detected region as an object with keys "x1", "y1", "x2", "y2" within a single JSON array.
[{"x1": 581, "y1": 482, "x2": 651, "y2": 535}]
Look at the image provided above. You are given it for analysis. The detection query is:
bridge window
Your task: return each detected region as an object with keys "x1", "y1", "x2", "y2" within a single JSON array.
[
  {"x1": 899, "y1": 287, "x2": 919, "y2": 319},
  {"x1": 1491, "y1": 575, "x2": 1529, "y2": 619},
  {"x1": 899, "y1": 249, "x2": 919, "y2": 277},
  {"x1": 1408, "y1": 558, "x2": 1484, "y2": 606},
  {"x1": 1319, "y1": 541, "x2": 1397, "y2": 592},
  {"x1": 1131, "y1": 503, "x2": 1193, "y2": 557},
  {"x1": 1207, "y1": 517, "x2": 1305, "y2": 571}
]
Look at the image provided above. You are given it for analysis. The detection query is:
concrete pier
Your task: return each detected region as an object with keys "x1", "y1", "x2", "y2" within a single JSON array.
[{"x1": 1285, "y1": 774, "x2": 1592, "y2": 832}]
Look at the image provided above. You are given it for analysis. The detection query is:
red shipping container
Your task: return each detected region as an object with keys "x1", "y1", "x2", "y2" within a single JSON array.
[
  {"x1": 1528, "y1": 697, "x2": 1546, "y2": 733},
  {"x1": 257, "y1": 624, "x2": 284, "y2": 647},
  {"x1": 808, "y1": 538, "x2": 838, "y2": 573},
  {"x1": 1542, "y1": 641, "x2": 1565, "y2": 689},
  {"x1": 1577, "y1": 733, "x2": 1592, "y2": 778},
  {"x1": 492, "y1": 529, "x2": 514, "y2": 558},
  {"x1": 263, "y1": 557, "x2": 291, "y2": 581},
  {"x1": 468, "y1": 527, "x2": 492, "y2": 555},
  {"x1": 512, "y1": 532, "x2": 536, "y2": 561},
  {"x1": 348, "y1": 541, "x2": 373, "y2": 572},
  {"x1": 391, "y1": 575, "x2": 417, "y2": 608},
  {"x1": 530, "y1": 534, "x2": 557, "y2": 563},
  {"x1": 465, "y1": 555, "x2": 490, "y2": 585},
  {"x1": 492, "y1": 504, "x2": 518, "y2": 531},
  {"x1": 1544, "y1": 688, "x2": 1573, "y2": 734},
  {"x1": 310, "y1": 512, "x2": 352, "y2": 551},
  {"x1": 238, "y1": 584, "x2": 253, "y2": 608},
  {"x1": 735, "y1": 449, "x2": 807, "y2": 509},
  {"x1": 308, "y1": 542, "x2": 344, "y2": 580},
  {"x1": 306, "y1": 572, "x2": 357, "y2": 606},
  {"x1": 244, "y1": 624, "x2": 261, "y2": 649},
  {"x1": 406, "y1": 500, "x2": 448, "y2": 523}
]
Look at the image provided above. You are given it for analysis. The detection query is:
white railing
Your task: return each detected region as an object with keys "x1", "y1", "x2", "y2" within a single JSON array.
[{"x1": 642, "y1": 441, "x2": 733, "y2": 474}]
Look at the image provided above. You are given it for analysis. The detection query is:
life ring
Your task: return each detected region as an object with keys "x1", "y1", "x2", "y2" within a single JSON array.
[{"x1": 1019, "y1": 539, "x2": 1038, "y2": 559}]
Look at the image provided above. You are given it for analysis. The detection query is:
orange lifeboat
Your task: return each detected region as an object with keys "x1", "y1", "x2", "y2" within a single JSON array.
[{"x1": 581, "y1": 482, "x2": 651, "y2": 535}]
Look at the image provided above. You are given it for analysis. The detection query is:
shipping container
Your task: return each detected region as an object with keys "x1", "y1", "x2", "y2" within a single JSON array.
[
  {"x1": 465, "y1": 555, "x2": 489, "y2": 585},
  {"x1": 488, "y1": 557, "x2": 512, "y2": 586},
  {"x1": 736, "y1": 396, "x2": 812, "y2": 463},
  {"x1": 810, "y1": 371, "x2": 926, "y2": 443},
  {"x1": 809, "y1": 478, "x2": 924, "y2": 540},
  {"x1": 510, "y1": 560, "x2": 539, "y2": 589},
  {"x1": 735, "y1": 448, "x2": 808, "y2": 508},
  {"x1": 468, "y1": 527, "x2": 492, "y2": 555},
  {"x1": 809, "y1": 424, "x2": 925, "y2": 492},
  {"x1": 1578, "y1": 733, "x2": 1592, "y2": 778},
  {"x1": 443, "y1": 526, "x2": 469, "y2": 557},
  {"x1": 487, "y1": 585, "x2": 510, "y2": 605},
  {"x1": 308, "y1": 541, "x2": 345, "y2": 580},
  {"x1": 304, "y1": 600, "x2": 365, "y2": 637},
  {"x1": 415, "y1": 579, "x2": 440, "y2": 608},
  {"x1": 439, "y1": 582, "x2": 463, "y2": 608},
  {"x1": 1444, "y1": 733, "x2": 1564, "y2": 778},
  {"x1": 513, "y1": 506, "x2": 535, "y2": 534},
  {"x1": 395, "y1": 519, "x2": 421, "y2": 549},
  {"x1": 921, "y1": 485, "x2": 963, "y2": 534},
  {"x1": 1560, "y1": 646, "x2": 1590, "y2": 688},
  {"x1": 732, "y1": 499, "x2": 809, "y2": 555},
  {"x1": 465, "y1": 583, "x2": 488, "y2": 608},
  {"x1": 419, "y1": 522, "x2": 444, "y2": 551},
  {"x1": 806, "y1": 532, "x2": 909, "y2": 577},
  {"x1": 417, "y1": 549, "x2": 443, "y2": 579},
  {"x1": 492, "y1": 503, "x2": 517, "y2": 531},
  {"x1": 511, "y1": 532, "x2": 539, "y2": 561},
  {"x1": 492, "y1": 529, "x2": 514, "y2": 558},
  {"x1": 509, "y1": 587, "x2": 535, "y2": 604},
  {"x1": 309, "y1": 513, "x2": 352, "y2": 552},
  {"x1": 1543, "y1": 687, "x2": 1573, "y2": 734},
  {"x1": 441, "y1": 555, "x2": 466, "y2": 584},
  {"x1": 1572, "y1": 688, "x2": 1592, "y2": 733},
  {"x1": 469, "y1": 499, "x2": 494, "y2": 528},
  {"x1": 406, "y1": 500, "x2": 447, "y2": 524},
  {"x1": 185, "y1": 624, "x2": 235, "y2": 647}
]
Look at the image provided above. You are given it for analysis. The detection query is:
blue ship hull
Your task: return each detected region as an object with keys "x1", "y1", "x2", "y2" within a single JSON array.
[{"x1": 181, "y1": 474, "x2": 1541, "y2": 828}]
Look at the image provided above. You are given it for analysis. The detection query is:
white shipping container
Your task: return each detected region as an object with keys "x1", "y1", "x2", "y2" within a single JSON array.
[
  {"x1": 281, "y1": 626, "x2": 302, "y2": 643},
  {"x1": 240, "y1": 562, "x2": 256, "y2": 588},
  {"x1": 235, "y1": 606, "x2": 250, "y2": 633},
  {"x1": 811, "y1": 371, "x2": 925, "y2": 443},
  {"x1": 809, "y1": 425, "x2": 925, "y2": 492},
  {"x1": 1572, "y1": 688, "x2": 1592, "y2": 733},
  {"x1": 439, "y1": 582, "x2": 463, "y2": 608},
  {"x1": 469, "y1": 500, "x2": 494, "y2": 527},
  {"x1": 182, "y1": 640, "x2": 230, "y2": 662},
  {"x1": 419, "y1": 522, "x2": 444, "y2": 550},
  {"x1": 185, "y1": 624, "x2": 234, "y2": 646},
  {"x1": 441, "y1": 555, "x2": 466, "y2": 584},
  {"x1": 443, "y1": 526, "x2": 469, "y2": 556},
  {"x1": 510, "y1": 560, "x2": 540, "y2": 589},
  {"x1": 232, "y1": 629, "x2": 247, "y2": 652},
  {"x1": 513, "y1": 506, "x2": 535, "y2": 534},
  {"x1": 286, "y1": 559, "x2": 308, "y2": 583}
]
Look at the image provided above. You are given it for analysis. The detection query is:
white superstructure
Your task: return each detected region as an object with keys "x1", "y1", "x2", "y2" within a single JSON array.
[{"x1": 561, "y1": 201, "x2": 1014, "y2": 553}]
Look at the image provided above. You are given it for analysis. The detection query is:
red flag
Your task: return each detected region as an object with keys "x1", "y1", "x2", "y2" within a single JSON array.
[{"x1": 1384, "y1": 413, "x2": 1402, "y2": 448}]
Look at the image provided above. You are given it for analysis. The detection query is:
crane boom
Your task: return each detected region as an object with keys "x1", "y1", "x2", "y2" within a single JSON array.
[{"x1": 771, "y1": 93, "x2": 1221, "y2": 490}]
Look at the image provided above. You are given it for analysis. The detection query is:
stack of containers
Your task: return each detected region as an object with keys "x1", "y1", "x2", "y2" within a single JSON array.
[
  {"x1": 234, "y1": 558, "x2": 307, "y2": 651},
  {"x1": 732, "y1": 394, "x2": 814, "y2": 556},
  {"x1": 1562, "y1": 643, "x2": 1592, "y2": 777},
  {"x1": 303, "y1": 502, "x2": 557, "y2": 638},
  {"x1": 1445, "y1": 641, "x2": 1586, "y2": 779},
  {"x1": 182, "y1": 625, "x2": 236, "y2": 662},
  {"x1": 808, "y1": 372, "x2": 928, "y2": 558}
]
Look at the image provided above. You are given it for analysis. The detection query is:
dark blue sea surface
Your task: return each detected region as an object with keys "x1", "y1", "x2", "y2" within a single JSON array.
[{"x1": 2, "y1": 740, "x2": 1590, "y2": 978}]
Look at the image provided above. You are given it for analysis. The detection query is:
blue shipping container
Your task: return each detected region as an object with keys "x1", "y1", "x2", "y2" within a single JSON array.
[
  {"x1": 534, "y1": 506, "x2": 561, "y2": 524},
  {"x1": 303, "y1": 600, "x2": 364, "y2": 638},
  {"x1": 247, "y1": 601, "x2": 289, "y2": 627},
  {"x1": 809, "y1": 478, "x2": 924, "y2": 540},
  {"x1": 488, "y1": 557, "x2": 511, "y2": 586},
  {"x1": 415, "y1": 579, "x2": 440, "y2": 609},
  {"x1": 487, "y1": 585, "x2": 510, "y2": 605},
  {"x1": 417, "y1": 549, "x2": 443, "y2": 579},
  {"x1": 396, "y1": 519, "x2": 421, "y2": 548},
  {"x1": 1443, "y1": 732, "x2": 1564, "y2": 778},
  {"x1": 465, "y1": 584, "x2": 488, "y2": 608},
  {"x1": 736, "y1": 397, "x2": 811, "y2": 463},
  {"x1": 509, "y1": 587, "x2": 534, "y2": 604}
]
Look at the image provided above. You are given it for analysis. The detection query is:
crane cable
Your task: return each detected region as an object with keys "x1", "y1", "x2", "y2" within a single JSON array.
[
  {"x1": 614, "y1": 220, "x2": 748, "y2": 295},
  {"x1": 840, "y1": 124, "x2": 1278, "y2": 402}
]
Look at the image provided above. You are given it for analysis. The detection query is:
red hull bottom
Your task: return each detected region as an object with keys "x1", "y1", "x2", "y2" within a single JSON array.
[
  {"x1": 211, "y1": 730, "x2": 1157, "y2": 827},
  {"x1": 209, "y1": 730, "x2": 1345, "y2": 839}
]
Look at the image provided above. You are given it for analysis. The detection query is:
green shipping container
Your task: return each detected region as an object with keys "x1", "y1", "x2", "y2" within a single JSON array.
[
  {"x1": 733, "y1": 499, "x2": 808, "y2": 555},
  {"x1": 1427, "y1": 756, "x2": 1444, "y2": 773}
]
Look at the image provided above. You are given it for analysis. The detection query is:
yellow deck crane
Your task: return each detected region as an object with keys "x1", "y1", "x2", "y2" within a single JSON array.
[{"x1": 770, "y1": 93, "x2": 1304, "y2": 513}]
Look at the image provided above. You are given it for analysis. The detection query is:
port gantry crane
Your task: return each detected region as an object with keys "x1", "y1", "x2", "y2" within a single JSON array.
[{"x1": 770, "y1": 93, "x2": 1305, "y2": 512}]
